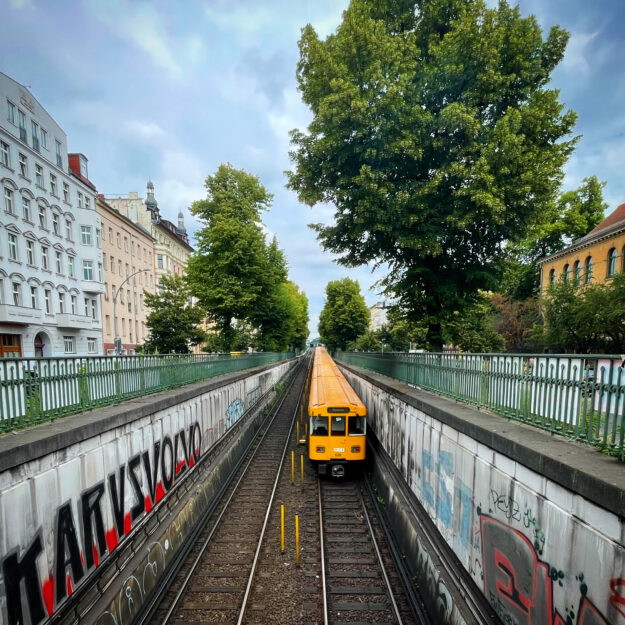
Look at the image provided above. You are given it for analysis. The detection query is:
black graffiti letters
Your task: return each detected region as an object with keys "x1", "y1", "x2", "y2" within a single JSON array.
[
  {"x1": 108, "y1": 466, "x2": 126, "y2": 538},
  {"x1": 3, "y1": 533, "x2": 46, "y2": 625},
  {"x1": 161, "y1": 435, "x2": 174, "y2": 491},
  {"x1": 143, "y1": 440, "x2": 161, "y2": 504},
  {"x1": 55, "y1": 502, "x2": 85, "y2": 603},
  {"x1": 128, "y1": 454, "x2": 145, "y2": 522},
  {"x1": 82, "y1": 482, "x2": 107, "y2": 569}
]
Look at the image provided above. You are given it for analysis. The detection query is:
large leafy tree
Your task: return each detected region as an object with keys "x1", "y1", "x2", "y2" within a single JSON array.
[
  {"x1": 143, "y1": 275, "x2": 206, "y2": 354},
  {"x1": 319, "y1": 278, "x2": 369, "y2": 350},
  {"x1": 288, "y1": 0, "x2": 578, "y2": 347},
  {"x1": 187, "y1": 164, "x2": 274, "y2": 351},
  {"x1": 284, "y1": 281, "x2": 310, "y2": 350}
]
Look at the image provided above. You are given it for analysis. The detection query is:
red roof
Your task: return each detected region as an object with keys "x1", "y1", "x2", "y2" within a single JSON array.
[{"x1": 588, "y1": 202, "x2": 625, "y2": 236}]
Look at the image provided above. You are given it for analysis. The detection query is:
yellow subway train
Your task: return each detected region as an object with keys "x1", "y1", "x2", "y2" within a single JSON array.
[{"x1": 308, "y1": 347, "x2": 366, "y2": 477}]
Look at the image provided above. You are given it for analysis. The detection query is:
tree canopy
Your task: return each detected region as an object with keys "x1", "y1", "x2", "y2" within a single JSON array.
[
  {"x1": 288, "y1": 0, "x2": 578, "y2": 346},
  {"x1": 319, "y1": 278, "x2": 369, "y2": 350},
  {"x1": 143, "y1": 275, "x2": 206, "y2": 354}
]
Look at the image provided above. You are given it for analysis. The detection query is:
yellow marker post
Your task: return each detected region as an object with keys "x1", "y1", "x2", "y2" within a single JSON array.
[
  {"x1": 305, "y1": 423, "x2": 308, "y2": 437},
  {"x1": 291, "y1": 451, "x2": 295, "y2": 484},
  {"x1": 295, "y1": 515, "x2": 300, "y2": 566},
  {"x1": 281, "y1": 505, "x2": 285, "y2": 553},
  {"x1": 300, "y1": 454, "x2": 304, "y2": 487},
  {"x1": 297, "y1": 421, "x2": 300, "y2": 442}
]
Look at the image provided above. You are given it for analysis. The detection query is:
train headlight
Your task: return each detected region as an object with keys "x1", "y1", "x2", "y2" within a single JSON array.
[
  {"x1": 351, "y1": 446, "x2": 361, "y2": 453},
  {"x1": 316, "y1": 446, "x2": 325, "y2": 453}
]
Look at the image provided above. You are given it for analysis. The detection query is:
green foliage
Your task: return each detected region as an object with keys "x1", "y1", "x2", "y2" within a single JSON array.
[
  {"x1": 288, "y1": 0, "x2": 578, "y2": 343},
  {"x1": 351, "y1": 330, "x2": 382, "y2": 352},
  {"x1": 539, "y1": 274, "x2": 625, "y2": 353},
  {"x1": 502, "y1": 176, "x2": 607, "y2": 299},
  {"x1": 143, "y1": 275, "x2": 206, "y2": 354},
  {"x1": 491, "y1": 294, "x2": 541, "y2": 352},
  {"x1": 442, "y1": 293, "x2": 506, "y2": 353},
  {"x1": 319, "y1": 278, "x2": 370, "y2": 350}
]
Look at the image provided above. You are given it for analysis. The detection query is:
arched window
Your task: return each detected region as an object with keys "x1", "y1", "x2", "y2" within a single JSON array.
[
  {"x1": 585, "y1": 256, "x2": 593, "y2": 284},
  {"x1": 563, "y1": 264, "x2": 570, "y2": 282},
  {"x1": 573, "y1": 260, "x2": 581, "y2": 284},
  {"x1": 608, "y1": 248, "x2": 618, "y2": 277},
  {"x1": 549, "y1": 268, "x2": 556, "y2": 285}
]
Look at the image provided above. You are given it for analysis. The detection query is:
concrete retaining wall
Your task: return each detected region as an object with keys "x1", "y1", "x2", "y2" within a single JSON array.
[
  {"x1": 0, "y1": 359, "x2": 296, "y2": 625},
  {"x1": 341, "y1": 364, "x2": 625, "y2": 625}
]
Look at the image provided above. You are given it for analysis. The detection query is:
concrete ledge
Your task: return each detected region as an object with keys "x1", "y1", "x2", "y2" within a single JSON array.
[
  {"x1": 340, "y1": 362, "x2": 625, "y2": 519},
  {"x1": 0, "y1": 358, "x2": 296, "y2": 472}
]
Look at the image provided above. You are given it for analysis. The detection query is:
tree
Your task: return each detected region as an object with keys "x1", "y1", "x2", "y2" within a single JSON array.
[
  {"x1": 491, "y1": 294, "x2": 541, "y2": 352},
  {"x1": 319, "y1": 278, "x2": 369, "y2": 350},
  {"x1": 186, "y1": 164, "x2": 274, "y2": 351},
  {"x1": 143, "y1": 275, "x2": 206, "y2": 354},
  {"x1": 501, "y1": 176, "x2": 607, "y2": 299},
  {"x1": 351, "y1": 330, "x2": 382, "y2": 352},
  {"x1": 284, "y1": 281, "x2": 310, "y2": 351},
  {"x1": 288, "y1": 0, "x2": 578, "y2": 347},
  {"x1": 442, "y1": 293, "x2": 505, "y2": 353}
]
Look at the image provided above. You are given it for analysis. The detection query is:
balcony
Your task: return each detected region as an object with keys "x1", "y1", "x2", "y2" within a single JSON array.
[
  {"x1": 0, "y1": 303, "x2": 42, "y2": 325},
  {"x1": 81, "y1": 280, "x2": 105, "y2": 294},
  {"x1": 56, "y1": 313, "x2": 98, "y2": 329}
]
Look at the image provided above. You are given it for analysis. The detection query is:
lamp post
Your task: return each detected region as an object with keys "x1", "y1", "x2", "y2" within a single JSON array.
[{"x1": 113, "y1": 269, "x2": 150, "y2": 355}]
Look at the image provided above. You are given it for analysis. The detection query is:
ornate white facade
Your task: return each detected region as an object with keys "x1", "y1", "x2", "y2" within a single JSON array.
[{"x1": 0, "y1": 72, "x2": 103, "y2": 357}]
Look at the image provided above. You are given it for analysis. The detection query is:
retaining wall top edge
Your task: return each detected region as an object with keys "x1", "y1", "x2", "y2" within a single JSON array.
[
  {"x1": 0, "y1": 358, "x2": 295, "y2": 473},
  {"x1": 340, "y1": 362, "x2": 625, "y2": 520}
]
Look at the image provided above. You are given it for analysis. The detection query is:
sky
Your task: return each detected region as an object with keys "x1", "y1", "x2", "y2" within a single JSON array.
[{"x1": 1, "y1": 0, "x2": 624, "y2": 339}]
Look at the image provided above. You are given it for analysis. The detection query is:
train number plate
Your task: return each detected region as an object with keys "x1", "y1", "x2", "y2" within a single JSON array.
[{"x1": 333, "y1": 448, "x2": 345, "y2": 452}]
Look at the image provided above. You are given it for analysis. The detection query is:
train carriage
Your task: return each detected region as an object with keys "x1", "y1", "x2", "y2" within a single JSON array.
[{"x1": 308, "y1": 347, "x2": 366, "y2": 477}]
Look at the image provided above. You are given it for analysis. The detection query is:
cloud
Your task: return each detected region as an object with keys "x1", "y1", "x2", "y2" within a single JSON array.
[
  {"x1": 560, "y1": 30, "x2": 601, "y2": 75},
  {"x1": 124, "y1": 121, "x2": 166, "y2": 141},
  {"x1": 8, "y1": 0, "x2": 33, "y2": 9}
]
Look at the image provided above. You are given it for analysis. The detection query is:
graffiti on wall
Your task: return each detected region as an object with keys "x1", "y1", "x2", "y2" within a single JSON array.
[{"x1": 1, "y1": 422, "x2": 201, "y2": 625}]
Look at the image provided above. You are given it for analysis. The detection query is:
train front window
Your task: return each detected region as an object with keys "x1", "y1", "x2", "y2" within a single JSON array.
[
  {"x1": 311, "y1": 416, "x2": 328, "y2": 436},
  {"x1": 330, "y1": 416, "x2": 346, "y2": 436},
  {"x1": 349, "y1": 416, "x2": 366, "y2": 435}
]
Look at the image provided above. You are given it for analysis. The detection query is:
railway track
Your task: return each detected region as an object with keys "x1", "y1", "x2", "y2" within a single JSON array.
[
  {"x1": 141, "y1": 353, "x2": 310, "y2": 625},
  {"x1": 318, "y1": 477, "x2": 427, "y2": 625}
]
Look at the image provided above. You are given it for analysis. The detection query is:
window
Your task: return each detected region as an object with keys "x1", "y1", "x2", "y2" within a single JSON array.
[
  {"x1": 116, "y1": 232, "x2": 121, "y2": 248},
  {"x1": 91, "y1": 298, "x2": 97, "y2": 320},
  {"x1": 41, "y1": 245, "x2": 48, "y2": 269},
  {"x1": 573, "y1": 260, "x2": 581, "y2": 284},
  {"x1": 8, "y1": 233, "x2": 18, "y2": 261},
  {"x1": 44, "y1": 289, "x2": 51, "y2": 314},
  {"x1": 157, "y1": 254, "x2": 164, "y2": 269},
  {"x1": 124, "y1": 236, "x2": 128, "y2": 252},
  {"x1": 21, "y1": 196, "x2": 30, "y2": 222},
  {"x1": 77, "y1": 192, "x2": 83, "y2": 209},
  {"x1": 83, "y1": 260, "x2": 94, "y2": 280},
  {"x1": 65, "y1": 219, "x2": 72, "y2": 240},
  {"x1": 585, "y1": 256, "x2": 593, "y2": 284},
  {"x1": 125, "y1": 263, "x2": 129, "y2": 277},
  {"x1": 68, "y1": 255, "x2": 75, "y2": 277},
  {"x1": 26, "y1": 240, "x2": 34, "y2": 264},
  {"x1": 49, "y1": 173, "x2": 57, "y2": 196},
  {"x1": 87, "y1": 337, "x2": 97, "y2": 354},
  {"x1": 63, "y1": 336, "x2": 74, "y2": 354},
  {"x1": 59, "y1": 292, "x2": 65, "y2": 313},
  {"x1": 0, "y1": 140, "x2": 9, "y2": 167},
  {"x1": 71, "y1": 295, "x2": 77, "y2": 314},
  {"x1": 311, "y1": 416, "x2": 328, "y2": 436},
  {"x1": 97, "y1": 262, "x2": 102, "y2": 282},
  {"x1": 108, "y1": 227, "x2": 113, "y2": 243},
  {"x1": 330, "y1": 415, "x2": 346, "y2": 436},
  {"x1": 63, "y1": 182, "x2": 69, "y2": 203},
  {"x1": 40, "y1": 128, "x2": 47, "y2": 149},
  {"x1": 349, "y1": 416, "x2": 366, "y2": 435},
  {"x1": 4, "y1": 187, "x2": 14, "y2": 214},
  {"x1": 608, "y1": 248, "x2": 618, "y2": 277},
  {"x1": 31, "y1": 121, "x2": 40, "y2": 152},
  {"x1": 17, "y1": 109, "x2": 26, "y2": 141},
  {"x1": 79, "y1": 155, "x2": 88, "y2": 178},
  {"x1": 105, "y1": 315, "x2": 110, "y2": 334},
  {"x1": 35, "y1": 164, "x2": 43, "y2": 187},
  {"x1": 563, "y1": 264, "x2": 570, "y2": 282},
  {"x1": 549, "y1": 268, "x2": 556, "y2": 285},
  {"x1": 110, "y1": 255, "x2": 114, "y2": 272},
  {"x1": 118, "y1": 259, "x2": 122, "y2": 275},
  {"x1": 52, "y1": 212, "x2": 60, "y2": 235},
  {"x1": 80, "y1": 225, "x2": 92, "y2": 245},
  {"x1": 18, "y1": 153, "x2": 27, "y2": 177},
  {"x1": 7, "y1": 100, "x2": 15, "y2": 124},
  {"x1": 55, "y1": 251, "x2": 62, "y2": 273},
  {"x1": 56, "y1": 140, "x2": 62, "y2": 168},
  {"x1": 84, "y1": 196, "x2": 90, "y2": 210},
  {"x1": 12, "y1": 282, "x2": 20, "y2": 306},
  {"x1": 95, "y1": 228, "x2": 101, "y2": 248},
  {"x1": 38, "y1": 205, "x2": 46, "y2": 228},
  {"x1": 30, "y1": 286, "x2": 37, "y2": 308}
]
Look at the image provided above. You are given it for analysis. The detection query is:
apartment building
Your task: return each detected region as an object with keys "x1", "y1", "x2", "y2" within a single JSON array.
[
  {"x1": 96, "y1": 196, "x2": 155, "y2": 354},
  {"x1": 0, "y1": 72, "x2": 103, "y2": 357}
]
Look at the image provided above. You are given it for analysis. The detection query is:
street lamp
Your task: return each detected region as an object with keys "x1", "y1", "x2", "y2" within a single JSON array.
[{"x1": 113, "y1": 269, "x2": 150, "y2": 355}]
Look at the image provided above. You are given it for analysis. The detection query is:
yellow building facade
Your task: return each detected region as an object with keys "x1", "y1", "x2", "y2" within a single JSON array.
[{"x1": 539, "y1": 203, "x2": 625, "y2": 291}]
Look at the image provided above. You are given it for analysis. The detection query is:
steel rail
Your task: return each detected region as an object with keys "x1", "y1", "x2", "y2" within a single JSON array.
[
  {"x1": 236, "y1": 352, "x2": 311, "y2": 625},
  {"x1": 358, "y1": 486, "x2": 404, "y2": 625},
  {"x1": 318, "y1": 480, "x2": 329, "y2": 625},
  {"x1": 158, "y1": 355, "x2": 308, "y2": 625}
]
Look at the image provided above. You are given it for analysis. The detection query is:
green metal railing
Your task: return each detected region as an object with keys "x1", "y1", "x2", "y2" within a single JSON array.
[
  {"x1": 0, "y1": 352, "x2": 295, "y2": 432},
  {"x1": 335, "y1": 351, "x2": 625, "y2": 459}
]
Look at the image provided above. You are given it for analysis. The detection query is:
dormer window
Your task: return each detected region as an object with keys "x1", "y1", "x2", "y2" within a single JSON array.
[{"x1": 79, "y1": 155, "x2": 88, "y2": 179}]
